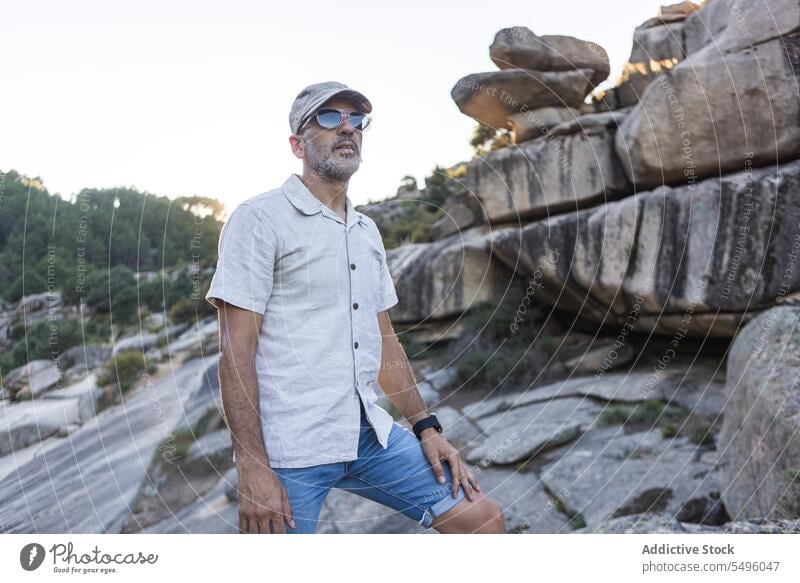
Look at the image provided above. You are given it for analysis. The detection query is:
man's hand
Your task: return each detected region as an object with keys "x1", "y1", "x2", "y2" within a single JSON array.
[
  {"x1": 237, "y1": 464, "x2": 295, "y2": 533},
  {"x1": 419, "y1": 430, "x2": 481, "y2": 501}
]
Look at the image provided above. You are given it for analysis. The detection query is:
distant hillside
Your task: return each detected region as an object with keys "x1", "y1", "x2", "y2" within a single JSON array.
[{"x1": 0, "y1": 169, "x2": 224, "y2": 305}]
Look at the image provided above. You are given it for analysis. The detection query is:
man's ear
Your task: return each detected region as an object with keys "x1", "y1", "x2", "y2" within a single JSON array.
[{"x1": 289, "y1": 134, "x2": 304, "y2": 160}]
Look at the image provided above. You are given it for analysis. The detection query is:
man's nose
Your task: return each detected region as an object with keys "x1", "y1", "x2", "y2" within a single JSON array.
[{"x1": 337, "y1": 117, "x2": 355, "y2": 134}]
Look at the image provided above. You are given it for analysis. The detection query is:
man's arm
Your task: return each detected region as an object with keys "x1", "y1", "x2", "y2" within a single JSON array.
[
  {"x1": 216, "y1": 300, "x2": 295, "y2": 533},
  {"x1": 376, "y1": 310, "x2": 479, "y2": 500}
]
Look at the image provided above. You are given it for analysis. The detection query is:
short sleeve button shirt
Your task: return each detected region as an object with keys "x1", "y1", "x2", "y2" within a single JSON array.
[{"x1": 206, "y1": 174, "x2": 399, "y2": 468}]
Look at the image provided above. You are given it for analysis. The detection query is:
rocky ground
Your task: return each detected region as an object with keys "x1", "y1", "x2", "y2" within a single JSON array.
[{"x1": 2, "y1": 298, "x2": 797, "y2": 534}]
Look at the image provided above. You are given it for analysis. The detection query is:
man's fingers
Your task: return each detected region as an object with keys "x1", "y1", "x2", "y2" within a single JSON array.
[
  {"x1": 282, "y1": 492, "x2": 296, "y2": 529},
  {"x1": 271, "y1": 514, "x2": 286, "y2": 534},
  {"x1": 239, "y1": 513, "x2": 248, "y2": 534},
  {"x1": 447, "y1": 454, "x2": 462, "y2": 498},
  {"x1": 467, "y1": 470, "x2": 481, "y2": 492},
  {"x1": 461, "y1": 471, "x2": 475, "y2": 501},
  {"x1": 429, "y1": 457, "x2": 446, "y2": 484}
]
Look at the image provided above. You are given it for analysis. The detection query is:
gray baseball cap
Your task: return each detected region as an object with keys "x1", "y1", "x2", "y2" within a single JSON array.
[{"x1": 289, "y1": 81, "x2": 372, "y2": 135}]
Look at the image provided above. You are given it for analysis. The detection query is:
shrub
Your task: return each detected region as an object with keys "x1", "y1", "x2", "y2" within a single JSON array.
[
  {"x1": 5, "y1": 317, "x2": 82, "y2": 370},
  {"x1": 690, "y1": 423, "x2": 715, "y2": 446},
  {"x1": 168, "y1": 296, "x2": 214, "y2": 325},
  {"x1": 97, "y1": 349, "x2": 155, "y2": 393}
]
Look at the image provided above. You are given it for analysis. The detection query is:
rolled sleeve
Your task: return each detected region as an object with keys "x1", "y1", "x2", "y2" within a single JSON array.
[
  {"x1": 205, "y1": 203, "x2": 278, "y2": 315},
  {"x1": 376, "y1": 239, "x2": 399, "y2": 313}
]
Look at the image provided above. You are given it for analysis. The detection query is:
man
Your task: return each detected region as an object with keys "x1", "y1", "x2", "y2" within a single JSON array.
[{"x1": 205, "y1": 81, "x2": 505, "y2": 534}]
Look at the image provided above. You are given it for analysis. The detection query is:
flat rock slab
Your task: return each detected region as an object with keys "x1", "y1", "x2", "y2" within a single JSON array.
[
  {"x1": 540, "y1": 427, "x2": 719, "y2": 529},
  {"x1": 143, "y1": 467, "x2": 239, "y2": 534},
  {"x1": 464, "y1": 363, "x2": 727, "y2": 421},
  {"x1": 0, "y1": 397, "x2": 89, "y2": 457},
  {"x1": 435, "y1": 406, "x2": 482, "y2": 448},
  {"x1": 473, "y1": 467, "x2": 571, "y2": 533},
  {"x1": 317, "y1": 489, "x2": 427, "y2": 534},
  {"x1": 466, "y1": 397, "x2": 601, "y2": 465},
  {"x1": 0, "y1": 357, "x2": 212, "y2": 533}
]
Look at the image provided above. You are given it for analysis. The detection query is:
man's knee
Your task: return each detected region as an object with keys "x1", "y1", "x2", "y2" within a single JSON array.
[{"x1": 432, "y1": 493, "x2": 505, "y2": 534}]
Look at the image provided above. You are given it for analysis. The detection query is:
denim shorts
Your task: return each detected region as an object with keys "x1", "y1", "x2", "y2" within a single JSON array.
[{"x1": 271, "y1": 401, "x2": 467, "y2": 533}]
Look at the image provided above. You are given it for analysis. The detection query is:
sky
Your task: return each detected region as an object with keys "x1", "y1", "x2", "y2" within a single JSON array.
[{"x1": 1, "y1": 0, "x2": 673, "y2": 212}]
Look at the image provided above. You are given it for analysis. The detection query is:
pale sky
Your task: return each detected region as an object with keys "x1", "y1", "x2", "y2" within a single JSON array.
[{"x1": 1, "y1": 0, "x2": 672, "y2": 212}]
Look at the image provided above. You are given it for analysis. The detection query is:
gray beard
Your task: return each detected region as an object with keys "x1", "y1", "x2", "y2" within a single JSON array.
[{"x1": 303, "y1": 136, "x2": 361, "y2": 181}]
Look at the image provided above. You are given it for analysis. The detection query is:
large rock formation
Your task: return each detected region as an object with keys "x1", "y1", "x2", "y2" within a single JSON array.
[
  {"x1": 488, "y1": 158, "x2": 800, "y2": 337},
  {"x1": 616, "y1": 0, "x2": 800, "y2": 188},
  {"x1": 387, "y1": 225, "x2": 523, "y2": 323},
  {"x1": 468, "y1": 122, "x2": 630, "y2": 223},
  {"x1": 719, "y1": 306, "x2": 800, "y2": 520}
]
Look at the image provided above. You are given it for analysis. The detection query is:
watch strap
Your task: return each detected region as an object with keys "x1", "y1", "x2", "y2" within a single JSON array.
[{"x1": 412, "y1": 414, "x2": 442, "y2": 440}]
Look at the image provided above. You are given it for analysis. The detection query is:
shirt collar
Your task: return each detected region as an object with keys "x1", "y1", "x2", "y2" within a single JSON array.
[{"x1": 282, "y1": 174, "x2": 365, "y2": 228}]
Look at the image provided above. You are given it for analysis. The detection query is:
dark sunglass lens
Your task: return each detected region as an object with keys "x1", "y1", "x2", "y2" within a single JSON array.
[
  {"x1": 348, "y1": 113, "x2": 367, "y2": 130},
  {"x1": 316, "y1": 110, "x2": 343, "y2": 128}
]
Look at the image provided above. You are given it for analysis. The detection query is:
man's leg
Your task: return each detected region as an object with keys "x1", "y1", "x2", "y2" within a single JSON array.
[
  {"x1": 338, "y1": 414, "x2": 505, "y2": 533},
  {"x1": 271, "y1": 462, "x2": 342, "y2": 533},
  {"x1": 429, "y1": 493, "x2": 505, "y2": 534}
]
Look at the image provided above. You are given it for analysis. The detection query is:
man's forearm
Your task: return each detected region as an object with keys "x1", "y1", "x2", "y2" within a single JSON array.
[
  {"x1": 219, "y1": 350, "x2": 272, "y2": 470},
  {"x1": 378, "y1": 334, "x2": 430, "y2": 426}
]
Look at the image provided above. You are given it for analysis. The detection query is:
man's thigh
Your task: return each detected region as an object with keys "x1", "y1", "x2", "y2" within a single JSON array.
[
  {"x1": 336, "y1": 422, "x2": 466, "y2": 529},
  {"x1": 272, "y1": 462, "x2": 343, "y2": 533}
]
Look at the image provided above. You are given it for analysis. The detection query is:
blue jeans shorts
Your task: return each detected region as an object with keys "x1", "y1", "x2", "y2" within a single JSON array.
[{"x1": 271, "y1": 401, "x2": 467, "y2": 533}]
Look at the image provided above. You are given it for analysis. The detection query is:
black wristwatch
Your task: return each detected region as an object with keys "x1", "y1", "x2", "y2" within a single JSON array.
[{"x1": 412, "y1": 413, "x2": 442, "y2": 440}]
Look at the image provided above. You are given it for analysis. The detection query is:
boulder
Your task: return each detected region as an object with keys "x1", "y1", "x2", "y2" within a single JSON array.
[
  {"x1": 541, "y1": 427, "x2": 720, "y2": 528},
  {"x1": 468, "y1": 125, "x2": 630, "y2": 223},
  {"x1": 613, "y1": 20, "x2": 686, "y2": 108},
  {"x1": 14, "y1": 291, "x2": 60, "y2": 316},
  {"x1": 3, "y1": 359, "x2": 62, "y2": 400},
  {"x1": 0, "y1": 397, "x2": 89, "y2": 456},
  {"x1": 429, "y1": 191, "x2": 480, "y2": 240},
  {"x1": 719, "y1": 306, "x2": 800, "y2": 520},
  {"x1": 684, "y1": 0, "x2": 800, "y2": 55},
  {"x1": 387, "y1": 226, "x2": 523, "y2": 323},
  {"x1": 489, "y1": 27, "x2": 610, "y2": 86},
  {"x1": 451, "y1": 69, "x2": 596, "y2": 129},
  {"x1": 616, "y1": 30, "x2": 800, "y2": 188},
  {"x1": 111, "y1": 332, "x2": 160, "y2": 356},
  {"x1": 489, "y1": 158, "x2": 800, "y2": 337},
  {"x1": 507, "y1": 106, "x2": 580, "y2": 143},
  {"x1": 563, "y1": 341, "x2": 635, "y2": 376},
  {"x1": 548, "y1": 108, "x2": 631, "y2": 137},
  {"x1": 58, "y1": 344, "x2": 111, "y2": 371}
]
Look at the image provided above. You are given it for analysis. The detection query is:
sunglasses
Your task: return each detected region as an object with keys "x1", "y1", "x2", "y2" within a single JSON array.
[{"x1": 303, "y1": 108, "x2": 372, "y2": 132}]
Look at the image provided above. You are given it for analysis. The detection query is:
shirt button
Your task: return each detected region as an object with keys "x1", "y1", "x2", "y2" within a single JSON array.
[
  {"x1": 353, "y1": 302, "x2": 359, "y2": 310},
  {"x1": 354, "y1": 342, "x2": 359, "y2": 349},
  {"x1": 350, "y1": 263, "x2": 356, "y2": 270}
]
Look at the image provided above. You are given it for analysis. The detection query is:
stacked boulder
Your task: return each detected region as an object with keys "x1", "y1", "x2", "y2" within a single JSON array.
[
  {"x1": 594, "y1": 1, "x2": 699, "y2": 110},
  {"x1": 451, "y1": 26, "x2": 609, "y2": 143}
]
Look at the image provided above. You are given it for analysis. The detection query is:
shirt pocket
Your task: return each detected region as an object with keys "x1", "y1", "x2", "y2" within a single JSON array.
[{"x1": 369, "y1": 248, "x2": 385, "y2": 310}]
